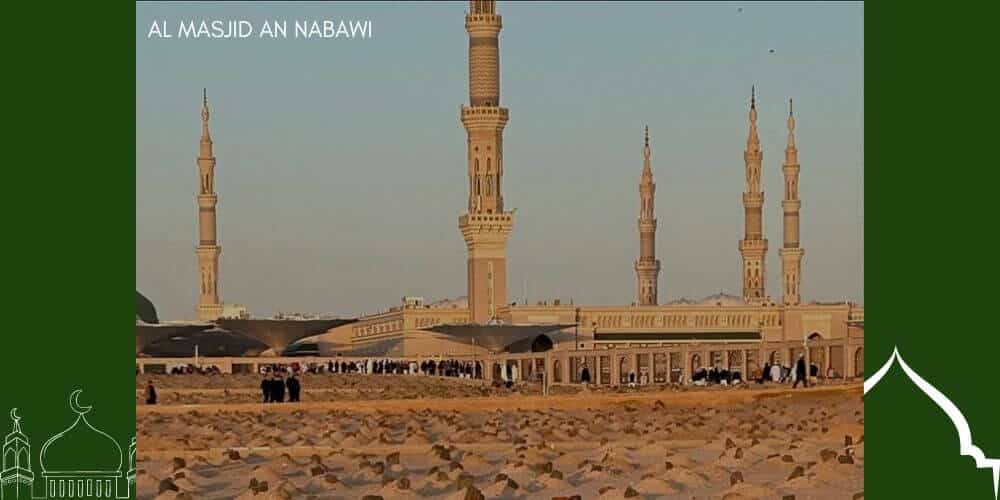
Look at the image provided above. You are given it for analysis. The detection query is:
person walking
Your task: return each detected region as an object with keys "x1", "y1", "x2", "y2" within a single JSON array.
[
  {"x1": 286, "y1": 373, "x2": 301, "y2": 402},
  {"x1": 769, "y1": 362, "x2": 781, "y2": 383},
  {"x1": 271, "y1": 373, "x2": 286, "y2": 402},
  {"x1": 145, "y1": 381, "x2": 157, "y2": 405},
  {"x1": 792, "y1": 355, "x2": 808, "y2": 388},
  {"x1": 260, "y1": 374, "x2": 272, "y2": 403}
]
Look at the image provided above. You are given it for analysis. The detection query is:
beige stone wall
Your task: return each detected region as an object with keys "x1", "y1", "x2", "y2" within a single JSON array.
[{"x1": 318, "y1": 302, "x2": 861, "y2": 357}]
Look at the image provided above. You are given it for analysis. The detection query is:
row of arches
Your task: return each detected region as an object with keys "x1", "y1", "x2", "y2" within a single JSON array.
[{"x1": 390, "y1": 346, "x2": 864, "y2": 384}]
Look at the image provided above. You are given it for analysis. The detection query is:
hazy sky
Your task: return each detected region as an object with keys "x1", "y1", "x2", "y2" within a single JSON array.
[{"x1": 137, "y1": 1, "x2": 863, "y2": 320}]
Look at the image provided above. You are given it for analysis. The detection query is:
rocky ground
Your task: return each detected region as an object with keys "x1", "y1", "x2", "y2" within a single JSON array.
[{"x1": 137, "y1": 375, "x2": 864, "y2": 500}]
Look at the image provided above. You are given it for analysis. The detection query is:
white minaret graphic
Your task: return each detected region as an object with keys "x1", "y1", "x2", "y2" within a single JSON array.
[{"x1": 1, "y1": 408, "x2": 34, "y2": 499}]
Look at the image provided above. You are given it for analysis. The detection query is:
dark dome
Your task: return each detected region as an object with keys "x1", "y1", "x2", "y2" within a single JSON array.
[{"x1": 136, "y1": 291, "x2": 159, "y2": 324}]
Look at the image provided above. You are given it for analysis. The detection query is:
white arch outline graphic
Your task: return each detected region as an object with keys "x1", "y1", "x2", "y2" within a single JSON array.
[{"x1": 865, "y1": 347, "x2": 1000, "y2": 498}]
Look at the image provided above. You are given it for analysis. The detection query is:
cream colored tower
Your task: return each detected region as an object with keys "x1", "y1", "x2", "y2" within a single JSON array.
[
  {"x1": 196, "y1": 89, "x2": 223, "y2": 321},
  {"x1": 739, "y1": 87, "x2": 768, "y2": 303},
  {"x1": 459, "y1": 0, "x2": 513, "y2": 323},
  {"x1": 635, "y1": 126, "x2": 661, "y2": 305},
  {"x1": 779, "y1": 99, "x2": 804, "y2": 305}
]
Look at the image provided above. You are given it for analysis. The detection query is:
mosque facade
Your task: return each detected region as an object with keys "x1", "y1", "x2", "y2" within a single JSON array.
[
  {"x1": 186, "y1": 1, "x2": 863, "y2": 364},
  {"x1": 311, "y1": 0, "x2": 862, "y2": 358}
]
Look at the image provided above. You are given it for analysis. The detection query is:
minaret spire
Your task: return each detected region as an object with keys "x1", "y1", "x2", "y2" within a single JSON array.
[
  {"x1": 200, "y1": 88, "x2": 212, "y2": 155},
  {"x1": 786, "y1": 98, "x2": 797, "y2": 154},
  {"x1": 747, "y1": 85, "x2": 760, "y2": 154},
  {"x1": 739, "y1": 86, "x2": 768, "y2": 303},
  {"x1": 196, "y1": 90, "x2": 223, "y2": 320},
  {"x1": 641, "y1": 125, "x2": 652, "y2": 178},
  {"x1": 780, "y1": 97, "x2": 804, "y2": 305},
  {"x1": 459, "y1": 0, "x2": 513, "y2": 323},
  {"x1": 636, "y1": 126, "x2": 661, "y2": 305}
]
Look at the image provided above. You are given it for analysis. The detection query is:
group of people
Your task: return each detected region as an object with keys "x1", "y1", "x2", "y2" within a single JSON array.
[
  {"x1": 154, "y1": 364, "x2": 223, "y2": 375},
  {"x1": 757, "y1": 354, "x2": 822, "y2": 388},
  {"x1": 578, "y1": 364, "x2": 745, "y2": 388},
  {"x1": 252, "y1": 357, "x2": 487, "y2": 403},
  {"x1": 691, "y1": 366, "x2": 744, "y2": 386},
  {"x1": 260, "y1": 372, "x2": 301, "y2": 403},
  {"x1": 254, "y1": 358, "x2": 483, "y2": 379}
]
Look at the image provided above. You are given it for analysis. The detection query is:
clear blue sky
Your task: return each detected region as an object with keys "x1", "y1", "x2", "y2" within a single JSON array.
[{"x1": 137, "y1": 1, "x2": 863, "y2": 320}]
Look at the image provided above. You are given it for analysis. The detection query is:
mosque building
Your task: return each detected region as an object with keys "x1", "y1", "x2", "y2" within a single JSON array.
[
  {"x1": 308, "y1": 1, "x2": 863, "y2": 361},
  {"x1": 171, "y1": 1, "x2": 863, "y2": 374}
]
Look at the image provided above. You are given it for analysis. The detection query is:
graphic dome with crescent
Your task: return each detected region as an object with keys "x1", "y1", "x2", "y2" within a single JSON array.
[{"x1": 39, "y1": 390, "x2": 123, "y2": 474}]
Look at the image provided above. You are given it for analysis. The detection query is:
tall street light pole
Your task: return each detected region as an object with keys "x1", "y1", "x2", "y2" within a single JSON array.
[{"x1": 574, "y1": 307, "x2": 581, "y2": 351}]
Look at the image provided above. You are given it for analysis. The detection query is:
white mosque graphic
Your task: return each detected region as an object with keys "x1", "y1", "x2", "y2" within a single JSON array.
[{"x1": 1, "y1": 390, "x2": 135, "y2": 500}]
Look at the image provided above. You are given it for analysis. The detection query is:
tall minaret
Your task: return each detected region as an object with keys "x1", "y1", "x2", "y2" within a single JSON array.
[
  {"x1": 739, "y1": 86, "x2": 768, "y2": 303},
  {"x1": 196, "y1": 89, "x2": 223, "y2": 321},
  {"x1": 459, "y1": 0, "x2": 513, "y2": 323},
  {"x1": 779, "y1": 99, "x2": 804, "y2": 305},
  {"x1": 635, "y1": 126, "x2": 661, "y2": 305}
]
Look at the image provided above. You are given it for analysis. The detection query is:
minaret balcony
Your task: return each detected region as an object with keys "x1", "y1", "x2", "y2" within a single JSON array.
[
  {"x1": 459, "y1": 212, "x2": 513, "y2": 226},
  {"x1": 634, "y1": 259, "x2": 661, "y2": 272},
  {"x1": 779, "y1": 247, "x2": 804, "y2": 258},
  {"x1": 743, "y1": 192, "x2": 763, "y2": 205},
  {"x1": 739, "y1": 239, "x2": 769, "y2": 252},
  {"x1": 465, "y1": 14, "x2": 502, "y2": 29},
  {"x1": 197, "y1": 194, "x2": 218, "y2": 208},
  {"x1": 461, "y1": 106, "x2": 509, "y2": 123},
  {"x1": 196, "y1": 245, "x2": 221, "y2": 256}
]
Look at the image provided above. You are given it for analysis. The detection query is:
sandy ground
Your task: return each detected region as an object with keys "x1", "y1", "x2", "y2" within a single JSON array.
[{"x1": 137, "y1": 375, "x2": 864, "y2": 500}]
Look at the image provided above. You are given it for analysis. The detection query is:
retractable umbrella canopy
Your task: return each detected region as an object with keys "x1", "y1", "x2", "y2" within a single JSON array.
[{"x1": 420, "y1": 324, "x2": 574, "y2": 353}]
